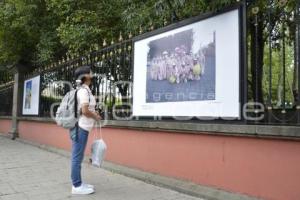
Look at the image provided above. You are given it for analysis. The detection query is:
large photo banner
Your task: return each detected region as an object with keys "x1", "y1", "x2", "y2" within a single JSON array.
[
  {"x1": 133, "y1": 8, "x2": 241, "y2": 118},
  {"x1": 22, "y1": 75, "x2": 40, "y2": 115}
]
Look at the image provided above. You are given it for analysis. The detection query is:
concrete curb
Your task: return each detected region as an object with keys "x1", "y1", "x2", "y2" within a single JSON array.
[{"x1": 0, "y1": 133, "x2": 261, "y2": 200}]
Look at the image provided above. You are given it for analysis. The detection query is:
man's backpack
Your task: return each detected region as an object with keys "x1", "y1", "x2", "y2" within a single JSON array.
[{"x1": 55, "y1": 89, "x2": 79, "y2": 129}]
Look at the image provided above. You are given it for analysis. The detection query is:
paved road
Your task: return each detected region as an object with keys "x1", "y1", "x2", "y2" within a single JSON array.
[{"x1": 0, "y1": 136, "x2": 203, "y2": 200}]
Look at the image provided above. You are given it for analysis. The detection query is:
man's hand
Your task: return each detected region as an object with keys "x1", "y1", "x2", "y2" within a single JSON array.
[{"x1": 94, "y1": 112, "x2": 101, "y2": 121}]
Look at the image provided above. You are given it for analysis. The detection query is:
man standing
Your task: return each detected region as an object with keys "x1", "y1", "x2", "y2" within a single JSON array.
[{"x1": 70, "y1": 66, "x2": 101, "y2": 195}]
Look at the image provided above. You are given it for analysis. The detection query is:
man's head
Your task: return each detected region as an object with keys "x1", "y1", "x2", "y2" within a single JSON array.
[{"x1": 75, "y1": 66, "x2": 93, "y2": 85}]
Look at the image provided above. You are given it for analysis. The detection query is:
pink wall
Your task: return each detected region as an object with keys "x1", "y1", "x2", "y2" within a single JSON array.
[
  {"x1": 18, "y1": 121, "x2": 71, "y2": 151},
  {"x1": 18, "y1": 120, "x2": 300, "y2": 200},
  {"x1": 0, "y1": 119, "x2": 11, "y2": 134}
]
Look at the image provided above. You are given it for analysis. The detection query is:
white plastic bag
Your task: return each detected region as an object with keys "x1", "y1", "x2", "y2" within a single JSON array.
[
  {"x1": 91, "y1": 139, "x2": 107, "y2": 167},
  {"x1": 91, "y1": 122, "x2": 107, "y2": 168}
]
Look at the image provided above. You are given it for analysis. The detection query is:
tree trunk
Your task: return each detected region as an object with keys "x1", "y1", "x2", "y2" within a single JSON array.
[{"x1": 276, "y1": 73, "x2": 283, "y2": 107}]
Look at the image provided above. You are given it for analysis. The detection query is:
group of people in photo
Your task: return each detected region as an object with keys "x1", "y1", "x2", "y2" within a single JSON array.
[{"x1": 148, "y1": 45, "x2": 205, "y2": 84}]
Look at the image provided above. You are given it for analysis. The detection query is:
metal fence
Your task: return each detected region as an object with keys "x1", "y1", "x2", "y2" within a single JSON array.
[
  {"x1": 0, "y1": 84, "x2": 13, "y2": 116},
  {"x1": 24, "y1": 39, "x2": 133, "y2": 119},
  {"x1": 1, "y1": 1, "x2": 300, "y2": 125},
  {"x1": 0, "y1": 70, "x2": 13, "y2": 85},
  {"x1": 0, "y1": 70, "x2": 14, "y2": 116}
]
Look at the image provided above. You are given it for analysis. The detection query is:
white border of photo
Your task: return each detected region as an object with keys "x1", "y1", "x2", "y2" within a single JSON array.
[{"x1": 133, "y1": 9, "x2": 240, "y2": 118}]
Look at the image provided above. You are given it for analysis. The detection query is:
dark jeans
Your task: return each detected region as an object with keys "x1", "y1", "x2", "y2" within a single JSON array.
[{"x1": 70, "y1": 126, "x2": 89, "y2": 187}]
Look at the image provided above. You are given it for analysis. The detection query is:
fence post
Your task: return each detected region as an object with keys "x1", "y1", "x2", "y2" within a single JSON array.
[
  {"x1": 267, "y1": 0, "x2": 273, "y2": 124},
  {"x1": 297, "y1": 1, "x2": 300, "y2": 124},
  {"x1": 9, "y1": 66, "x2": 27, "y2": 140},
  {"x1": 9, "y1": 71, "x2": 20, "y2": 139}
]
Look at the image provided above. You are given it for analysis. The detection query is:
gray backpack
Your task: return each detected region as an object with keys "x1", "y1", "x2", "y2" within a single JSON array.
[
  {"x1": 55, "y1": 89, "x2": 79, "y2": 129},
  {"x1": 55, "y1": 87, "x2": 91, "y2": 129}
]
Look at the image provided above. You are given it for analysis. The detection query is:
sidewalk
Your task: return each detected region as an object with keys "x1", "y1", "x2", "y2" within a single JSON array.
[{"x1": 0, "y1": 136, "x2": 203, "y2": 200}]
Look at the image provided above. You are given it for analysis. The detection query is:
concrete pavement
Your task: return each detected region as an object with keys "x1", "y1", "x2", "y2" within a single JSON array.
[{"x1": 0, "y1": 136, "x2": 204, "y2": 200}]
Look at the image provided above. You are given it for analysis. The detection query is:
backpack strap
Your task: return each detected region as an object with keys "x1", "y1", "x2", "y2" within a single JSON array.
[
  {"x1": 74, "y1": 89, "x2": 78, "y2": 118},
  {"x1": 84, "y1": 88, "x2": 91, "y2": 103}
]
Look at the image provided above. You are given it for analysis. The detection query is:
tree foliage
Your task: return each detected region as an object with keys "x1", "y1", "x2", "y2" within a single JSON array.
[
  {"x1": 0, "y1": 0, "x2": 124, "y2": 69},
  {"x1": 0, "y1": 0, "x2": 43, "y2": 68}
]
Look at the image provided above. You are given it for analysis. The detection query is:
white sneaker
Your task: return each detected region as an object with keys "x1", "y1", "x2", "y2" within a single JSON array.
[
  {"x1": 72, "y1": 185, "x2": 94, "y2": 195},
  {"x1": 82, "y1": 183, "x2": 94, "y2": 189}
]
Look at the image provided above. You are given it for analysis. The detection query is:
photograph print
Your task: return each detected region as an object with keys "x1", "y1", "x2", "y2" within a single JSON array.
[
  {"x1": 25, "y1": 80, "x2": 32, "y2": 109},
  {"x1": 146, "y1": 28, "x2": 216, "y2": 103},
  {"x1": 22, "y1": 75, "x2": 41, "y2": 115},
  {"x1": 133, "y1": 8, "x2": 240, "y2": 117}
]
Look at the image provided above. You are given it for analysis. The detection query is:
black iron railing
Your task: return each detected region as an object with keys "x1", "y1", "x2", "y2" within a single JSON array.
[
  {"x1": 24, "y1": 39, "x2": 133, "y2": 119},
  {"x1": 0, "y1": 70, "x2": 13, "y2": 85},
  {"x1": 0, "y1": 70, "x2": 14, "y2": 116},
  {"x1": 0, "y1": 85, "x2": 13, "y2": 116}
]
